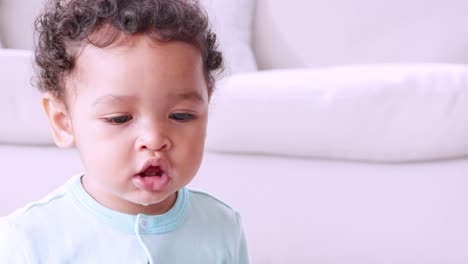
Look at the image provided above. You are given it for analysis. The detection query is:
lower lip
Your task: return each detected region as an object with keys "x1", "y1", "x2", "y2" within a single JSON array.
[{"x1": 132, "y1": 172, "x2": 170, "y2": 192}]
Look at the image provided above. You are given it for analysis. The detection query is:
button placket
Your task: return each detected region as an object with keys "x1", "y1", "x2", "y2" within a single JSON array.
[{"x1": 139, "y1": 218, "x2": 149, "y2": 230}]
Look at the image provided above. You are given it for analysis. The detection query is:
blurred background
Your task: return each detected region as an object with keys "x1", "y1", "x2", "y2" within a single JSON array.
[{"x1": 1, "y1": 0, "x2": 467, "y2": 263}]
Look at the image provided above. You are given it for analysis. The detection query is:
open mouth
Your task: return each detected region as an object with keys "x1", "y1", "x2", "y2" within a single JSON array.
[
  {"x1": 133, "y1": 158, "x2": 170, "y2": 191},
  {"x1": 139, "y1": 166, "x2": 164, "y2": 177}
]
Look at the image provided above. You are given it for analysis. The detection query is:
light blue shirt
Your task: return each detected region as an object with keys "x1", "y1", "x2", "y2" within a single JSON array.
[{"x1": 0, "y1": 175, "x2": 250, "y2": 263}]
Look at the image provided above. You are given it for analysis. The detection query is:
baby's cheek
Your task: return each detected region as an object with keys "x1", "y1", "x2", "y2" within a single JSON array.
[{"x1": 172, "y1": 143, "x2": 203, "y2": 176}]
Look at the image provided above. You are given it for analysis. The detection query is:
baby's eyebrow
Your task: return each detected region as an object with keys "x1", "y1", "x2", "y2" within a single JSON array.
[
  {"x1": 92, "y1": 94, "x2": 137, "y2": 106},
  {"x1": 174, "y1": 91, "x2": 206, "y2": 103},
  {"x1": 91, "y1": 92, "x2": 206, "y2": 106}
]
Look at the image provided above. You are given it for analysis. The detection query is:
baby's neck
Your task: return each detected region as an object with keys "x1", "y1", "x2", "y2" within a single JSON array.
[{"x1": 80, "y1": 175, "x2": 177, "y2": 215}]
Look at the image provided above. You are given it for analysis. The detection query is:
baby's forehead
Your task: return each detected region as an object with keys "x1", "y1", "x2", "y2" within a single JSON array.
[
  {"x1": 74, "y1": 34, "x2": 202, "y2": 64},
  {"x1": 70, "y1": 36, "x2": 203, "y2": 79},
  {"x1": 64, "y1": 37, "x2": 209, "y2": 105}
]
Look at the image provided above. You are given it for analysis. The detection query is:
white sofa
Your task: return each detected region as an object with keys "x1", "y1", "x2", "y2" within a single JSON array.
[{"x1": 1, "y1": 1, "x2": 468, "y2": 263}]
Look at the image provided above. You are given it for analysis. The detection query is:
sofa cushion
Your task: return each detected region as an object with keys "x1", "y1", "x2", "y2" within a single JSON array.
[
  {"x1": 206, "y1": 64, "x2": 468, "y2": 162},
  {"x1": 201, "y1": 0, "x2": 257, "y2": 75},
  {"x1": 0, "y1": 49, "x2": 53, "y2": 145}
]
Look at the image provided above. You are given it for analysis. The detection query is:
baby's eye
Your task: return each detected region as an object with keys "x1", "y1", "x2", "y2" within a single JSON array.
[
  {"x1": 169, "y1": 113, "x2": 195, "y2": 122},
  {"x1": 104, "y1": 115, "x2": 133, "y2": 124}
]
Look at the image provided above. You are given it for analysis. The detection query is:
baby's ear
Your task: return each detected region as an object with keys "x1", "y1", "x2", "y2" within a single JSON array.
[{"x1": 42, "y1": 92, "x2": 75, "y2": 148}]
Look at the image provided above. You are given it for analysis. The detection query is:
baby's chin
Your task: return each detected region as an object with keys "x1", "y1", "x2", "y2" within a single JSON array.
[
  {"x1": 132, "y1": 197, "x2": 165, "y2": 207},
  {"x1": 128, "y1": 192, "x2": 177, "y2": 213}
]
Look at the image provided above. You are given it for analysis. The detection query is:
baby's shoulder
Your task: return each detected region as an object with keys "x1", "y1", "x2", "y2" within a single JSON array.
[
  {"x1": 187, "y1": 189, "x2": 241, "y2": 226},
  {"x1": 5, "y1": 185, "x2": 71, "y2": 229},
  {"x1": 188, "y1": 189, "x2": 233, "y2": 209},
  {"x1": 0, "y1": 186, "x2": 72, "y2": 261}
]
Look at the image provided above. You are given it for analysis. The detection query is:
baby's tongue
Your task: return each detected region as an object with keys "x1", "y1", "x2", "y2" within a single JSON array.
[{"x1": 141, "y1": 166, "x2": 162, "y2": 177}]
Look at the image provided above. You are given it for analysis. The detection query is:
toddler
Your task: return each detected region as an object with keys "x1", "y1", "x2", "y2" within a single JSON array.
[{"x1": 0, "y1": 0, "x2": 249, "y2": 263}]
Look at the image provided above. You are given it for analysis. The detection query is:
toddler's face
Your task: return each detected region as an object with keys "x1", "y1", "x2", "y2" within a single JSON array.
[{"x1": 53, "y1": 36, "x2": 209, "y2": 214}]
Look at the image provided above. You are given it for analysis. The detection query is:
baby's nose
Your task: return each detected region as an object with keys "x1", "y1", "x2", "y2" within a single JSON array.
[{"x1": 135, "y1": 124, "x2": 172, "y2": 152}]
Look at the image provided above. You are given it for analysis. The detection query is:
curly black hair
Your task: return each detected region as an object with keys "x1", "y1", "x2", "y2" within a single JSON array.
[{"x1": 34, "y1": 0, "x2": 223, "y2": 100}]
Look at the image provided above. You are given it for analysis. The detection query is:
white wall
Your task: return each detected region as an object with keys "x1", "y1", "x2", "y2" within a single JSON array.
[
  {"x1": 0, "y1": 0, "x2": 46, "y2": 49},
  {"x1": 253, "y1": 0, "x2": 468, "y2": 69},
  {"x1": 2, "y1": 0, "x2": 468, "y2": 69}
]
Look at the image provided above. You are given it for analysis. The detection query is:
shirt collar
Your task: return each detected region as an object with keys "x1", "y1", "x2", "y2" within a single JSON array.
[{"x1": 67, "y1": 174, "x2": 190, "y2": 234}]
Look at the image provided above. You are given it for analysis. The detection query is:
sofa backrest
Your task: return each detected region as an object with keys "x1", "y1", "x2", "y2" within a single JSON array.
[
  {"x1": 252, "y1": 0, "x2": 468, "y2": 69},
  {"x1": 2, "y1": 0, "x2": 468, "y2": 70}
]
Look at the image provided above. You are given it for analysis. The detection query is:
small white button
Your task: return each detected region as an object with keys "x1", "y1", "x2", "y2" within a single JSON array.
[{"x1": 139, "y1": 218, "x2": 148, "y2": 229}]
